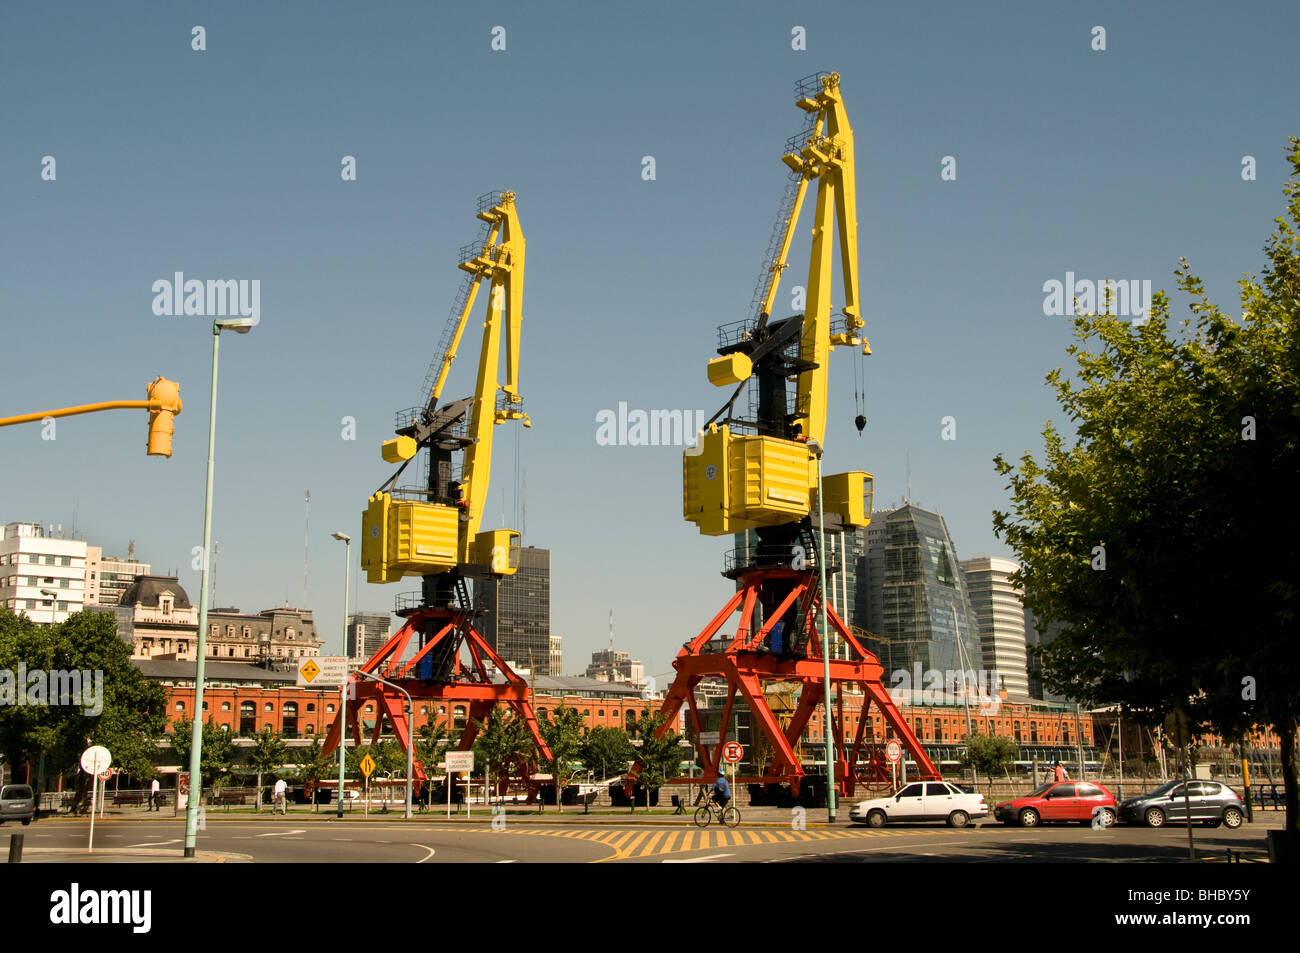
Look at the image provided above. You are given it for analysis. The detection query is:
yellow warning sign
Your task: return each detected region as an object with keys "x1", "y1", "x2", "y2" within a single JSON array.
[
  {"x1": 360, "y1": 754, "x2": 376, "y2": 779},
  {"x1": 299, "y1": 659, "x2": 321, "y2": 683}
]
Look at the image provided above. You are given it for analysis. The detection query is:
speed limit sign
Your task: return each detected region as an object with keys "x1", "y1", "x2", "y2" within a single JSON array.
[{"x1": 885, "y1": 740, "x2": 902, "y2": 763}]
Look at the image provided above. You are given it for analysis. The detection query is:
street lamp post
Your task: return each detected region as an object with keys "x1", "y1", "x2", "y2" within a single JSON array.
[
  {"x1": 354, "y1": 670, "x2": 414, "y2": 819},
  {"x1": 331, "y1": 532, "x2": 351, "y2": 819},
  {"x1": 808, "y1": 439, "x2": 836, "y2": 823},
  {"x1": 184, "y1": 316, "x2": 253, "y2": 858},
  {"x1": 40, "y1": 588, "x2": 58, "y2": 625}
]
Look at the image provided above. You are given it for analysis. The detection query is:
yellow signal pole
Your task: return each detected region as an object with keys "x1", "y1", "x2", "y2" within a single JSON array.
[{"x1": 0, "y1": 378, "x2": 182, "y2": 456}]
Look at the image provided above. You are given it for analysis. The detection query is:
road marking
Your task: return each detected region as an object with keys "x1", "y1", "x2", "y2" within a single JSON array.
[
  {"x1": 409, "y1": 844, "x2": 436, "y2": 863},
  {"x1": 255, "y1": 829, "x2": 307, "y2": 837},
  {"x1": 126, "y1": 839, "x2": 181, "y2": 847},
  {"x1": 664, "y1": 853, "x2": 733, "y2": 863},
  {"x1": 494, "y1": 859, "x2": 517, "y2": 863}
]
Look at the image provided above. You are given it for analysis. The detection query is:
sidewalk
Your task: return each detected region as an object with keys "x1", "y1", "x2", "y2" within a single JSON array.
[{"x1": 18, "y1": 847, "x2": 252, "y2": 864}]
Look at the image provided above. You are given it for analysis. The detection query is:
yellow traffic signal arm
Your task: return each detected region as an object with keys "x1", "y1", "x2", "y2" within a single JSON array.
[{"x1": 0, "y1": 377, "x2": 182, "y2": 457}]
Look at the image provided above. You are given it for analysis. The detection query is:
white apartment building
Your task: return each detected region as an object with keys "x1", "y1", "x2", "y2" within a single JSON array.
[
  {"x1": 959, "y1": 555, "x2": 1031, "y2": 700},
  {"x1": 0, "y1": 522, "x2": 88, "y2": 624},
  {"x1": 84, "y1": 545, "x2": 151, "y2": 606}
]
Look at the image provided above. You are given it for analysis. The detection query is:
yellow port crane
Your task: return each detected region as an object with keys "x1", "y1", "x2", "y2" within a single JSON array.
[
  {"x1": 361, "y1": 191, "x2": 530, "y2": 596},
  {"x1": 684, "y1": 71, "x2": 873, "y2": 542}
]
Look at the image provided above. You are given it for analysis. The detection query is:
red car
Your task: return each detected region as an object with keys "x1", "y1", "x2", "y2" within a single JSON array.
[{"x1": 994, "y1": 781, "x2": 1117, "y2": 828}]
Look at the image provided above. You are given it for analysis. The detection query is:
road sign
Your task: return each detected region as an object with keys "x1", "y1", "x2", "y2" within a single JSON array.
[
  {"x1": 445, "y1": 750, "x2": 474, "y2": 773},
  {"x1": 699, "y1": 731, "x2": 720, "y2": 746},
  {"x1": 359, "y1": 754, "x2": 376, "y2": 779},
  {"x1": 722, "y1": 741, "x2": 744, "y2": 764},
  {"x1": 97, "y1": 769, "x2": 112, "y2": 781},
  {"x1": 80, "y1": 745, "x2": 111, "y2": 775},
  {"x1": 885, "y1": 740, "x2": 902, "y2": 764},
  {"x1": 297, "y1": 655, "x2": 347, "y2": 687}
]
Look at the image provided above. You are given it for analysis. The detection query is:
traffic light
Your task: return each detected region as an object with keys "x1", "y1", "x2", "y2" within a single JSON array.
[{"x1": 146, "y1": 377, "x2": 182, "y2": 457}]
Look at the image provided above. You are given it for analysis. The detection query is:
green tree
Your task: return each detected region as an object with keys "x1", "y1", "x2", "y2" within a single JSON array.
[
  {"x1": 994, "y1": 139, "x2": 1300, "y2": 833},
  {"x1": 629, "y1": 708, "x2": 683, "y2": 812},
  {"x1": 0, "y1": 609, "x2": 168, "y2": 809},
  {"x1": 247, "y1": 727, "x2": 288, "y2": 812},
  {"x1": 960, "y1": 731, "x2": 1019, "y2": 794},
  {"x1": 537, "y1": 706, "x2": 585, "y2": 812},
  {"x1": 415, "y1": 721, "x2": 450, "y2": 807},
  {"x1": 472, "y1": 707, "x2": 534, "y2": 799},
  {"x1": 297, "y1": 736, "x2": 334, "y2": 812},
  {"x1": 170, "y1": 716, "x2": 235, "y2": 797},
  {"x1": 579, "y1": 725, "x2": 635, "y2": 778}
]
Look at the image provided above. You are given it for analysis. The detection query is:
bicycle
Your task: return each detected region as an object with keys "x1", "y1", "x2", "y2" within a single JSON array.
[{"x1": 693, "y1": 794, "x2": 741, "y2": 828}]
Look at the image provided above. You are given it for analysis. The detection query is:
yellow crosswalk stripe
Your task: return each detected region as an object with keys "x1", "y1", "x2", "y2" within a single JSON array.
[
  {"x1": 619, "y1": 831, "x2": 652, "y2": 857},
  {"x1": 641, "y1": 831, "x2": 668, "y2": 854},
  {"x1": 658, "y1": 831, "x2": 682, "y2": 854}
]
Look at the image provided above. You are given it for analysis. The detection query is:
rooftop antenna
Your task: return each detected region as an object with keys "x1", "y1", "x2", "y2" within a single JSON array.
[
  {"x1": 609, "y1": 609, "x2": 614, "y2": 653},
  {"x1": 906, "y1": 451, "x2": 912, "y2": 503},
  {"x1": 303, "y1": 489, "x2": 311, "y2": 608},
  {"x1": 128, "y1": 539, "x2": 135, "y2": 561}
]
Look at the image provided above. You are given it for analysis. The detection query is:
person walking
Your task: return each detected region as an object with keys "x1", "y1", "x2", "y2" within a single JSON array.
[
  {"x1": 150, "y1": 778, "x2": 161, "y2": 811},
  {"x1": 273, "y1": 777, "x2": 288, "y2": 815},
  {"x1": 1053, "y1": 760, "x2": 1069, "y2": 782}
]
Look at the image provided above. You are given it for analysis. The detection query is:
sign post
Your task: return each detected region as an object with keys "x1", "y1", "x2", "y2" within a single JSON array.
[
  {"x1": 445, "y1": 751, "x2": 474, "y2": 818},
  {"x1": 80, "y1": 745, "x2": 111, "y2": 854},
  {"x1": 886, "y1": 740, "x2": 902, "y2": 792},
  {"x1": 360, "y1": 752, "x2": 375, "y2": 818}
]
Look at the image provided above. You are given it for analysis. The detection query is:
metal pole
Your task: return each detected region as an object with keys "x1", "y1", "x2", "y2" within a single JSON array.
[
  {"x1": 1075, "y1": 703, "x2": 1085, "y2": 780},
  {"x1": 335, "y1": 534, "x2": 350, "y2": 820},
  {"x1": 337, "y1": 678, "x2": 348, "y2": 818},
  {"x1": 1117, "y1": 706, "x2": 1125, "y2": 800},
  {"x1": 184, "y1": 325, "x2": 221, "y2": 858},
  {"x1": 354, "y1": 670, "x2": 413, "y2": 819},
  {"x1": 811, "y1": 442, "x2": 836, "y2": 822}
]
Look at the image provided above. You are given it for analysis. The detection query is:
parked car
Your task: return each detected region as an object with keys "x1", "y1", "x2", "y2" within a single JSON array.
[
  {"x1": 0, "y1": 784, "x2": 36, "y2": 825},
  {"x1": 849, "y1": 781, "x2": 988, "y2": 828},
  {"x1": 995, "y1": 781, "x2": 1117, "y2": 827},
  {"x1": 1117, "y1": 780, "x2": 1245, "y2": 829}
]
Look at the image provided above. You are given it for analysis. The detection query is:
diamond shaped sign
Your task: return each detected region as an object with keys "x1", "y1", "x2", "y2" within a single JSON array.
[
  {"x1": 299, "y1": 658, "x2": 321, "y2": 683},
  {"x1": 360, "y1": 754, "x2": 376, "y2": 779}
]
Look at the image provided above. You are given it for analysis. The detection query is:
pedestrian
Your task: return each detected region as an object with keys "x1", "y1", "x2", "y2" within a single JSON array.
[
  {"x1": 273, "y1": 777, "x2": 288, "y2": 815},
  {"x1": 1053, "y1": 760, "x2": 1069, "y2": 782},
  {"x1": 150, "y1": 777, "x2": 161, "y2": 811}
]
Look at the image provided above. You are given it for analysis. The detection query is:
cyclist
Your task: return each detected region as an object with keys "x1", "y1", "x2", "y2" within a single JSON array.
[{"x1": 711, "y1": 770, "x2": 731, "y2": 812}]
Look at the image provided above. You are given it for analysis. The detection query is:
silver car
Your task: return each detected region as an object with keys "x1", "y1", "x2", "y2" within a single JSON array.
[
  {"x1": 1117, "y1": 779, "x2": 1245, "y2": 829},
  {"x1": 0, "y1": 784, "x2": 36, "y2": 825}
]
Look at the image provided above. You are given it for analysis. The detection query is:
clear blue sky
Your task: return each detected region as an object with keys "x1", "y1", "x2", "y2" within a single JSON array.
[{"x1": 3, "y1": 1, "x2": 1296, "y2": 681}]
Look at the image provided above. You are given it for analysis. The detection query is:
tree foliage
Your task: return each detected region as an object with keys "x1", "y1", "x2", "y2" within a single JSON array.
[
  {"x1": 628, "y1": 708, "x2": 683, "y2": 808},
  {"x1": 0, "y1": 609, "x2": 167, "y2": 805},
  {"x1": 960, "y1": 731, "x2": 1019, "y2": 790},
  {"x1": 579, "y1": 725, "x2": 635, "y2": 778},
  {"x1": 994, "y1": 139, "x2": 1300, "y2": 831},
  {"x1": 537, "y1": 706, "x2": 585, "y2": 811},
  {"x1": 472, "y1": 707, "x2": 534, "y2": 794},
  {"x1": 170, "y1": 715, "x2": 235, "y2": 792}
]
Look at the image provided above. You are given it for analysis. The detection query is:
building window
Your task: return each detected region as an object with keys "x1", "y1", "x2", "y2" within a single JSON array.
[
  {"x1": 264, "y1": 702, "x2": 274, "y2": 712},
  {"x1": 161, "y1": 596, "x2": 173, "y2": 616},
  {"x1": 176, "y1": 701, "x2": 185, "y2": 712},
  {"x1": 306, "y1": 703, "x2": 315, "y2": 713},
  {"x1": 221, "y1": 701, "x2": 231, "y2": 711}
]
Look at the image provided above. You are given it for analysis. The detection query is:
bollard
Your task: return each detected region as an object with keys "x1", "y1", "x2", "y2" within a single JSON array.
[{"x1": 8, "y1": 833, "x2": 23, "y2": 864}]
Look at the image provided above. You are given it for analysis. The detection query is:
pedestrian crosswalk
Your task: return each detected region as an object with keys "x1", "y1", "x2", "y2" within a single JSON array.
[{"x1": 465, "y1": 824, "x2": 953, "y2": 861}]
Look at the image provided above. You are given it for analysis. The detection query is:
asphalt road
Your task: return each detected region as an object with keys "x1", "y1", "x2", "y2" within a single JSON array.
[{"x1": 7, "y1": 815, "x2": 1273, "y2": 863}]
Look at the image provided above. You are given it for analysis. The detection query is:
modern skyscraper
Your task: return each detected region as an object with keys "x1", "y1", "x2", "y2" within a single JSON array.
[
  {"x1": 474, "y1": 545, "x2": 553, "y2": 674},
  {"x1": 858, "y1": 504, "x2": 982, "y2": 688},
  {"x1": 1025, "y1": 611, "x2": 1069, "y2": 704},
  {"x1": 347, "y1": 611, "x2": 391, "y2": 662},
  {"x1": 960, "y1": 556, "x2": 1030, "y2": 700}
]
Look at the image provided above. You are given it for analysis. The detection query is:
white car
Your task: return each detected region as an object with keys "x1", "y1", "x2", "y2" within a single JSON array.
[{"x1": 849, "y1": 781, "x2": 988, "y2": 828}]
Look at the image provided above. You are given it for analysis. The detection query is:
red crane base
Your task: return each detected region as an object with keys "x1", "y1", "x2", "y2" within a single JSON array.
[
  {"x1": 640, "y1": 568, "x2": 941, "y2": 799},
  {"x1": 319, "y1": 606, "x2": 551, "y2": 793}
]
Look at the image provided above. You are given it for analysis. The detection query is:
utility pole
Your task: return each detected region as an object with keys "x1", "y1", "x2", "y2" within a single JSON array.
[{"x1": 303, "y1": 490, "x2": 310, "y2": 607}]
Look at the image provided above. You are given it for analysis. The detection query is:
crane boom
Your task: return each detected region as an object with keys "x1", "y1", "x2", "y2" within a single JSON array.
[
  {"x1": 684, "y1": 73, "x2": 872, "y2": 538},
  {"x1": 362, "y1": 191, "x2": 530, "y2": 585}
]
